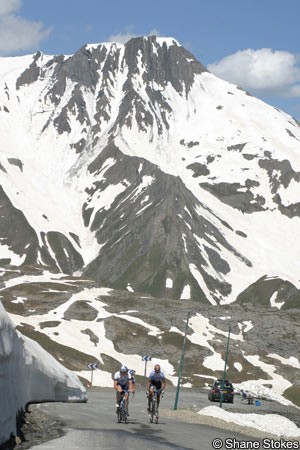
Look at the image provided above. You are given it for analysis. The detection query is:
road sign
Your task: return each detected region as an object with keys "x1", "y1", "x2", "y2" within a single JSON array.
[
  {"x1": 142, "y1": 355, "x2": 152, "y2": 361},
  {"x1": 87, "y1": 363, "x2": 98, "y2": 387},
  {"x1": 87, "y1": 363, "x2": 98, "y2": 370}
]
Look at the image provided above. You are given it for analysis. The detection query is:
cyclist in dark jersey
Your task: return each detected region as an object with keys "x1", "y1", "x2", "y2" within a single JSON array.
[{"x1": 147, "y1": 364, "x2": 166, "y2": 410}]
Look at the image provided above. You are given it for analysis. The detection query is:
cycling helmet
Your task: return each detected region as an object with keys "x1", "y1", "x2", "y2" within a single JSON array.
[{"x1": 120, "y1": 365, "x2": 128, "y2": 372}]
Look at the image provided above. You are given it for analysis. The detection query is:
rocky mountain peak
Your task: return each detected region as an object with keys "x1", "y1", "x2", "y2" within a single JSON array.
[{"x1": 123, "y1": 35, "x2": 207, "y2": 94}]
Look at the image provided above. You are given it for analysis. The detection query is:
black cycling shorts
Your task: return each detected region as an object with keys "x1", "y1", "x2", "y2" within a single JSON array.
[{"x1": 150, "y1": 380, "x2": 162, "y2": 389}]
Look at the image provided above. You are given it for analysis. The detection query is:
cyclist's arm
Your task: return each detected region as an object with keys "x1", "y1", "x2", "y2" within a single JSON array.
[
  {"x1": 128, "y1": 379, "x2": 133, "y2": 392},
  {"x1": 146, "y1": 378, "x2": 152, "y2": 392},
  {"x1": 114, "y1": 380, "x2": 122, "y2": 392}
]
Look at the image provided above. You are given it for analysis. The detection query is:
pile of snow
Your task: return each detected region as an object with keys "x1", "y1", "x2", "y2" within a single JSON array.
[
  {"x1": 234, "y1": 382, "x2": 293, "y2": 406},
  {"x1": 0, "y1": 302, "x2": 87, "y2": 445},
  {"x1": 198, "y1": 406, "x2": 300, "y2": 439}
]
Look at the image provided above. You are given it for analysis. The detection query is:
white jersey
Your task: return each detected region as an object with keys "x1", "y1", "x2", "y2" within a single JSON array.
[{"x1": 114, "y1": 371, "x2": 132, "y2": 388}]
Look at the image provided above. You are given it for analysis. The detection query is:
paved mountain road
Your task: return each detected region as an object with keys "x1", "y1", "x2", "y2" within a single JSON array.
[{"x1": 27, "y1": 388, "x2": 268, "y2": 450}]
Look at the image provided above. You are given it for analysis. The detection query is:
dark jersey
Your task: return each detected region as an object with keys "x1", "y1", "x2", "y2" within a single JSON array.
[{"x1": 149, "y1": 370, "x2": 165, "y2": 385}]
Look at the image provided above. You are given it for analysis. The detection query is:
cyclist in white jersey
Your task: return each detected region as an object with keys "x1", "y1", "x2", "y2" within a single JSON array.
[
  {"x1": 128, "y1": 369, "x2": 136, "y2": 394},
  {"x1": 147, "y1": 364, "x2": 166, "y2": 410},
  {"x1": 113, "y1": 365, "x2": 133, "y2": 413}
]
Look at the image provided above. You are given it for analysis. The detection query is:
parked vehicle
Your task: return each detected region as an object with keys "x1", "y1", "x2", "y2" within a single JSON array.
[{"x1": 208, "y1": 379, "x2": 234, "y2": 403}]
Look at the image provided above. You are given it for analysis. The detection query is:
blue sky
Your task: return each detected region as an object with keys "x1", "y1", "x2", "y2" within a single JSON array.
[{"x1": 0, "y1": 0, "x2": 299, "y2": 119}]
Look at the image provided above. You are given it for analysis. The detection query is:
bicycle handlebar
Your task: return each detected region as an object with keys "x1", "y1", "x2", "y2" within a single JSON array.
[{"x1": 147, "y1": 389, "x2": 165, "y2": 396}]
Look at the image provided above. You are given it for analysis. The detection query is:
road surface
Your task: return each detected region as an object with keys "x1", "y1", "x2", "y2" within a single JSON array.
[{"x1": 28, "y1": 388, "x2": 263, "y2": 450}]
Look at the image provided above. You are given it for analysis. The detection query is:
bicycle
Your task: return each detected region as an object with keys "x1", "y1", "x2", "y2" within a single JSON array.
[
  {"x1": 148, "y1": 388, "x2": 163, "y2": 424},
  {"x1": 116, "y1": 391, "x2": 128, "y2": 423}
]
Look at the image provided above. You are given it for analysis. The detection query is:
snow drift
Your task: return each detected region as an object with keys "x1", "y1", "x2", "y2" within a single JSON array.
[{"x1": 0, "y1": 301, "x2": 87, "y2": 445}]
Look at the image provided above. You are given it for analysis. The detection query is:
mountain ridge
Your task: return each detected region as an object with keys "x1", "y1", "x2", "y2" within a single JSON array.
[{"x1": 1, "y1": 266, "x2": 299, "y2": 406}]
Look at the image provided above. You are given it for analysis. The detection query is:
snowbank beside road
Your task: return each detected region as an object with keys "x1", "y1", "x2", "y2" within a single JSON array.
[
  {"x1": 198, "y1": 406, "x2": 300, "y2": 439},
  {"x1": 0, "y1": 302, "x2": 87, "y2": 445}
]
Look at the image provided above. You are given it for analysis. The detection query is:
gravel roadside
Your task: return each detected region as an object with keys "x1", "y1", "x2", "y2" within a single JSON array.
[{"x1": 0, "y1": 407, "x2": 64, "y2": 450}]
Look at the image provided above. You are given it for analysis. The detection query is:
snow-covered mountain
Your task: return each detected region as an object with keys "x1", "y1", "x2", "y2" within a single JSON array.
[
  {"x1": 0, "y1": 35, "x2": 300, "y2": 304},
  {"x1": 2, "y1": 36, "x2": 300, "y2": 445}
]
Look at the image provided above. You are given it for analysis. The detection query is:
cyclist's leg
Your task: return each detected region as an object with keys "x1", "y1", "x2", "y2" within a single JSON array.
[
  {"x1": 116, "y1": 390, "x2": 124, "y2": 422},
  {"x1": 156, "y1": 392, "x2": 161, "y2": 409},
  {"x1": 124, "y1": 390, "x2": 129, "y2": 413},
  {"x1": 116, "y1": 384, "x2": 126, "y2": 407},
  {"x1": 116, "y1": 389, "x2": 122, "y2": 407},
  {"x1": 148, "y1": 385, "x2": 154, "y2": 411},
  {"x1": 154, "y1": 382, "x2": 162, "y2": 408},
  {"x1": 155, "y1": 393, "x2": 159, "y2": 423}
]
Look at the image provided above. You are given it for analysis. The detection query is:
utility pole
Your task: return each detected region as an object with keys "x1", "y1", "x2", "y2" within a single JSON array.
[
  {"x1": 142, "y1": 355, "x2": 152, "y2": 388},
  {"x1": 174, "y1": 311, "x2": 191, "y2": 410},
  {"x1": 220, "y1": 325, "x2": 231, "y2": 408}
]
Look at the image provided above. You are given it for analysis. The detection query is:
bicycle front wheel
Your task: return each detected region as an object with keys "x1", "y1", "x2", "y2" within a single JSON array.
[
  {"x1": 154, "y1": 401, "x2": 159, "y2": 424},
  {"x1": 117, "y1": 407, "x2": 122, "y2": 423},
  {"x1": 150, "y1": 399, "x2": 156, "y2": 423},
  {"x1": 122, "y1": 402, "x2": 127, "y2": 424}
]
